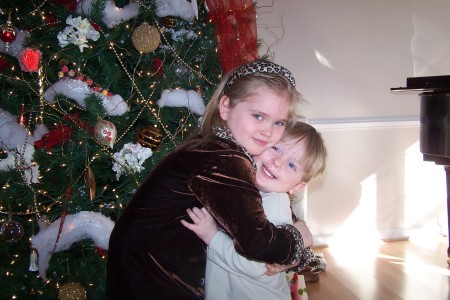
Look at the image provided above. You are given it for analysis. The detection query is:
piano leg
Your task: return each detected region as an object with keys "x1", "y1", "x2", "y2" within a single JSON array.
[{"x1": 446, "y1": 166, "x2": 450, "y2": 262}]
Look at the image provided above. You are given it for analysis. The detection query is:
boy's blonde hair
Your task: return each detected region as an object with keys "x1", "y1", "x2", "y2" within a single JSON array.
[
  {"x1": 200, "y1": 60, "x2": 305, "y2": 137},
  {"x1": 284, "y1": 122, "x2": 327, "y2": 183}
]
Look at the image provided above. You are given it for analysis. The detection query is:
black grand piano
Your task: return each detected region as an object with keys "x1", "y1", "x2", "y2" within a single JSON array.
[{"x1": 392, "y1": 75, "x2": 450, "y2": 260}]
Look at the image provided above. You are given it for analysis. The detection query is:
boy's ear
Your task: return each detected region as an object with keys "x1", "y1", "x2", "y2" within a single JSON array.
[
  {"x1": 219, "y1": 95, "x2": 231, "y2": 121},
  {"x1": 288, "y1": 181, "x2": 307, "y2": 195}
]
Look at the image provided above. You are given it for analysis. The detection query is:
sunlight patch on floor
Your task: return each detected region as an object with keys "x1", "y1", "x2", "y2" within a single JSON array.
[{"x1": 390, "y1": 259, "x2": 450, "y2": 276}]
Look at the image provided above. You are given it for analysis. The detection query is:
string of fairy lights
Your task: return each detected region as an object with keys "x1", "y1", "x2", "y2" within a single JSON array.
[
  {"x1": 0, "y1": 1, "x2": 231, "y2": 297},
  {"x1": 0, "y1": 3, "x2": 220, "y2": 224}
]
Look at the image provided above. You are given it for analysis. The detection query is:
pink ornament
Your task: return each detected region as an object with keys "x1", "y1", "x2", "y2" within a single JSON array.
[
  {"x1": 18, "y1": 48, "x2": 42, "y2": 73},
  {"x1": 61, "y1": 66, "x2": 69, "y2": 73},
  {"x1": 94, "y1": 119, "x2": 117, "y2": 148}
]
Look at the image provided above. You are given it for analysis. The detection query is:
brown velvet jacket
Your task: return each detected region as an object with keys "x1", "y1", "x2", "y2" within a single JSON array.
[{"x1": 106, "y1": 135, "x2": 303, "y2": 300}]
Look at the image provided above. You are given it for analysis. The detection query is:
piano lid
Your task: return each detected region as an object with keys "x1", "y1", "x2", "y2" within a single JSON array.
[
  {"x1": 391, "y1": 75, "x2": 450, "y2": 165},
  {"x1": 391, "y1": 75, "x2": 450, "y2": 93}
]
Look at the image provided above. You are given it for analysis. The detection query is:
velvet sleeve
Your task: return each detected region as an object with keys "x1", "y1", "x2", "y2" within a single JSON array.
[{"x1": 188, "y1": 151, "x2": 303, "y2": 265}]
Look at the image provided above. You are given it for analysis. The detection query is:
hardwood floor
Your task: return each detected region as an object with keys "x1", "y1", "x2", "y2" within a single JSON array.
[{"x1": 306, "y1": 234, "x2": 450, "y2": 300}]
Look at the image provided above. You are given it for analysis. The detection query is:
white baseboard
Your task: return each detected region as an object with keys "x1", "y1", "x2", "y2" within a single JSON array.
[
  {"x1": 307, "y1": 115, "x2": 419, "y2": 130},
  {"x1": 312, "y1": 226, "x2": 425, "y2": 247}
]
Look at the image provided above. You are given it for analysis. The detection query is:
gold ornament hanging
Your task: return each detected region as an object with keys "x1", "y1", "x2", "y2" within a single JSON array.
[
  {"x1": 132, "y1": 22, "x2": 161, "y2": 53},
  {"x1": 58, "y1": 282, "x2": 86, "y2": 300},
  {"x1": 85, "y1": 165, "x2": 96, "y2": 201},
  {"x1": 138, "y1": 126, "x2": 163, "y2": 150}
]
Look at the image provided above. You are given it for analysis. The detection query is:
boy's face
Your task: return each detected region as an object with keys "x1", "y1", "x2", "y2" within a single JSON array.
[{"x1": 253, "y1": 138, "x2": 307, "y2": 194}]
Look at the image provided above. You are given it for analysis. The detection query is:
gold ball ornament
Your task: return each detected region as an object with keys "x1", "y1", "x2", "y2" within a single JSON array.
[
  {"x1": 132, "y1": 22, "x2": 161, "y2": 53},
  {"x1": 94, "y1": 119, "x2": 117, "y2": 149},
  {"x1": 138, "y1": 126, "x2": 163, "y2": 150},
  {"x1": 58, "y1": 282, "x2": 86, "y2": 300}
]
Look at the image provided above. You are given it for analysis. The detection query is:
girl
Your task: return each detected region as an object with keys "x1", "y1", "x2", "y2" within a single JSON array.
[
  {"x1": 106, "y1": 60, "x2": 310, "y2": 299},
  {"x1": 182, "y1": 122, "x2": 328, "y2": 300}
]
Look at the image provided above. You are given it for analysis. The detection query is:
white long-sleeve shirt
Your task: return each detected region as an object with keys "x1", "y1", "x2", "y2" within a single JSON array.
[{"x1": 205, "y1": 192, "x2": 293, "y2": 300}]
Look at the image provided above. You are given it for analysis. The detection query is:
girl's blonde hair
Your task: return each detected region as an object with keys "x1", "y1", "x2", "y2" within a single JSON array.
[
  {"x1": 200, "y1": 60, "x2": 305, "y2": 138},
  {"x1": 284, "y1": 122, "x2": 327, "y2": 183}
]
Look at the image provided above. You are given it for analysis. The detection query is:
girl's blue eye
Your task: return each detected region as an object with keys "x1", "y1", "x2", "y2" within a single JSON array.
[
  {"x1": 253, "y1": 114, "x2": 263, "y2": 120},
  {"x1": 275, "y1": 121, "x2": 285, "y2": 126},
  {"x1": 288, "y1": 162, "x2": 296, "y2": 171}
]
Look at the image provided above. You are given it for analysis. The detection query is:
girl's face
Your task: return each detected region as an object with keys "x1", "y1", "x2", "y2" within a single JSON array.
[
  {"x1": 219, "y1": 86, "x2": 291, "y2": 156},
  {"x1": 253, "y1": 138, "x2": 307, "y2": 194}
]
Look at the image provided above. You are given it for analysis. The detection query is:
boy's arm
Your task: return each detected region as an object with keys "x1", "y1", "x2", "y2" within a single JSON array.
[
  {"x1": 181, "y1": 207, "x2": 267, "y2": 278},
  {"x1": 208, "y1": 231, "x2": 268, "y2": 279}
]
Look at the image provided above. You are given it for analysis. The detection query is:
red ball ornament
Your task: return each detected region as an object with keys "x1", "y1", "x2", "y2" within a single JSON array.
[{"x1": 0, "y1": 20, "x2": 17, "y2": 44}]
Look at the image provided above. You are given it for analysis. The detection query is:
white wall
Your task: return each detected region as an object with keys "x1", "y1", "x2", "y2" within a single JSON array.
[
  {"x1": 310, "y1": 122, "x2": 447, "y2": 245},
  {"x1": 256, "y1": 0, "x2": 450, "y2": 119},
  {"x1": 256, "y1": 0, "x2": 450, "y2": 245}
]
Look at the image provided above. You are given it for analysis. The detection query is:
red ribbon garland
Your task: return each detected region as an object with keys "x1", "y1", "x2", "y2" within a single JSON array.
[
  {"x1": 34, "y1": 124, "x2": 73, "y2": 151},
  {"x1": 34, "y1": 114, "x2": 91, "y2": 151},
  {"x1": 51, "y1": 210, "x2": 68, "y2": 255},
  {"x1": 206, "y1": 0, "x2": 259, "y2": 73}
]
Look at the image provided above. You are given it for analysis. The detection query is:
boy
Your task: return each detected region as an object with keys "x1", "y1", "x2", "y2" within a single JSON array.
[{"x1": 182, "y1": 122, "x2": 327, "y2": 299}]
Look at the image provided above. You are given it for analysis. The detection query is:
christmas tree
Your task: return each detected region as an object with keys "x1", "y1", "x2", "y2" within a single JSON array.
[{"x1": 0, "y1": 0, "x2": 258, "y2": 298}]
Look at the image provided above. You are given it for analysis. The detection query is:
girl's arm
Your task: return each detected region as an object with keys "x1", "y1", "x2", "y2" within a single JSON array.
[{"x1": 189, "y1": 150, "x2": 305, "y2": 265}]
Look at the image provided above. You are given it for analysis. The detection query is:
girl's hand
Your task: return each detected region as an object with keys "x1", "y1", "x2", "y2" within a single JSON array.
[{"x1": 180, "y1": 207, "x2": 218, "y2": 245}]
